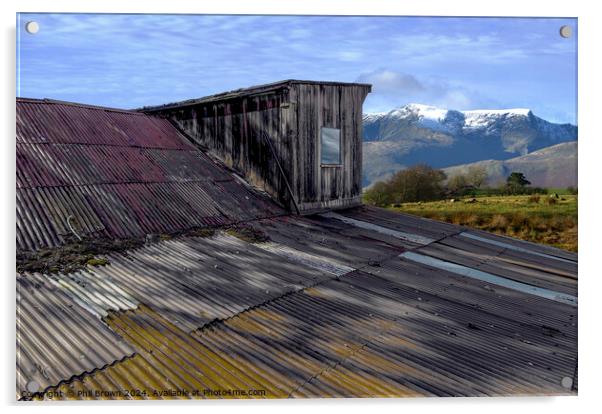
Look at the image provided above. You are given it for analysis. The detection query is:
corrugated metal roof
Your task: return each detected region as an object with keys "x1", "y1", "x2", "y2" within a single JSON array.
[
  {"x1": 44, "y1": 234, "x2": 343, "y2": 332},
  {"x1": 409, "y1": 233, "x2": 577, "y2": 295},
  {"x1": 16, "y1": 95, "x2": 578, "y2": 400},
  {"x1": 336, "y1": 205, "x2": 461, "y2": 241},
  {"x1": 36, "y1": 261, "x2": 576, "y2": 399},
  {"x1": 16, "y1": 98, "x2": 284, "y2": 251},
  {"x1": 16, "y1": 272, "x2": 135, "y2": 400},
  {"x1": 246, "y1": 215, "x2": 414, "y2": 268},
  {"x1": 20, "y1": 207, "x2": 577, "y2": 399}
]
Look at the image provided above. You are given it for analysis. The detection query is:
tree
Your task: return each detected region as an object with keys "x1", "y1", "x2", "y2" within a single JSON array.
[
  {"x1": 362, "y1": 164, "x2": 447, "y2": 207},
  {"x1": 506, "y1": 172, "x2": 531, "y2": 194},
  {"x1": 387, "y1": 164, "x2": 447, "y2": 203},
  {"x1": 447, "y1": 174, "x2": 469, "y2": 195},
  {"x1": 466, "y1": 166, "x2": 488, "y2": 189}
]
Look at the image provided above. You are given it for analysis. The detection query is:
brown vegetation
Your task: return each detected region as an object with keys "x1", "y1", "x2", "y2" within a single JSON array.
[{"x1": 392, "y1": 195, "x2": 577, "y2": 252}]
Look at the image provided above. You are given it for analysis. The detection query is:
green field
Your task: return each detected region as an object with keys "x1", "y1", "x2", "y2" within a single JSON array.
[{"x1": 389, "y1": 195, "x2": 577, "y2": 252}]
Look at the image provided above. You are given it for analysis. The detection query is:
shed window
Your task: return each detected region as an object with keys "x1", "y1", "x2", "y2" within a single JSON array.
[{"x1": 321, "y1": 127, "x2": 341, "y2": 165}]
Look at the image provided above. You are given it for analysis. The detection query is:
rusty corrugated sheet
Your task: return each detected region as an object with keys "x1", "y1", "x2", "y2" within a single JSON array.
[
  {"x1": 16, "y1": 99, "x2": 283, "y2": 251},
  {"x1": 37, "y1": 262, "x2": 576, "y2": 399},
  {"x1": 16, "y1": 272, "x2": 135, "y2": 400},
  {"x1": 203, "y1": 266, "x2": 576, "y2": 397},
  {"x1": 17, "y1": 99, "x2": 192, "y2": 149},
  {"x1": 16, "y1": 143, "x2": 233, "y2": 187},
  {"x1": 37, "y1": 305, "x2": 292, "y2": 400},
  {"x1": 18, "y1": 208, "x2": 578, "y2": 399}
]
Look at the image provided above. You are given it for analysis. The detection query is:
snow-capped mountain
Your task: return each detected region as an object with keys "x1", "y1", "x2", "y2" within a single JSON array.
[{"x1": 362, "y1": 103, "x2": 577, "y2": 187}]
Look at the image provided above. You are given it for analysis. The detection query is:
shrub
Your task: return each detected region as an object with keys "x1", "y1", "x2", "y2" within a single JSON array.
[
  {"x1": 529, "y1": 216, "x2": 548, "y2": 232},
  {"x1": 363, "y1": 181, "x2": 394, "y2": 207},
  {"x1": 567, "y1": 186, "x2": 578, "y2": 195},
  {"x1": 510, "y1": 213, "x2": 529, "y2": 232},
  {"x1": 363, "y1": 164, "x2": 447, "y2": 206},
  {"x1": 388, "y1": 164, "x2": 447, "y2": 203}
]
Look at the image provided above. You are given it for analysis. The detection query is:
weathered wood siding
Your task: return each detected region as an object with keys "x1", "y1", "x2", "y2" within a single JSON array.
[
  {"x1": 149, "y1": 89, "x2": 297, "y2": 210},
  {"x1": 292, "y1": 83, "x2": 369, "y2": 213},
  {"x1": 145, "y1": 81, "x2": 370, "y2": 214}
]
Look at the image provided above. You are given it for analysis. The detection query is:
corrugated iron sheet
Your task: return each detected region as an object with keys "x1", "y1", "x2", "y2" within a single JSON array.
[
  {"x1": 255, "y1": 242, "x2": 355, "y2": 276},
  {"x1": 16, "y1": 99, "x2": 283, "y2": 251},
  {"x1": 411, "y1": 233, "x2": 577, "y2": 297},
  {"x1": 336, "y1": 205, "x2": 461, "y2": 240},
  {"x1": 400, "y1": 251, "x2": 577, "y2": 305},
  {"x1": 37, "y1": 305, "x2": 293, "y2": 400},
  {"x1": 16, "y1": 272, "x2": 135, "y2": 400},
  {"x1": 45, "y1": 270, "x2": 139, "y2": 319},
  {"x1": 18, "y1": 208, "x2": 578, "y2": 399},
  {"x1": 463, "y1": 228, "x2": 578, "y2": 262},
  {"x1": 321, "y1": 212, "x2": 436, "y2": 245},
  {"x1": 16, "y1": 143, "x2": 233, "y2": 188},
  {"x1": 17, "y1": 99, "x2": 192, "y2": 149},
  {"x1": 459, "y1": 232, "x2": 577, "y2": 264},
  {"x1": 46, "y1": 234, "x2": 339, "y2": 332},
  {"x1": 37, "y1": 263, "x2": 576, "y2": 399},
  {"x1": 247, "y1": 215, "x2": 413, "y2": 268}
]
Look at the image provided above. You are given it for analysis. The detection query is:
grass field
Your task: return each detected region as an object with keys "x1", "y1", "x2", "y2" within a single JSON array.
[{"x1": 389, "y1": 194, "x2": 577, "y2": 252}]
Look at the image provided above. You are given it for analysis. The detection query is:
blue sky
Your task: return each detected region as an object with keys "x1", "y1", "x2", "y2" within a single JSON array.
[{"x1": 17, "y1": 14, "x2": 577, "y2": 124}]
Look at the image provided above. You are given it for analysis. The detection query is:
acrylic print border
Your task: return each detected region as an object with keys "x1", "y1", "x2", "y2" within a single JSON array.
[
  {"x1": 5, "y1": 0, "x2": 592, "y2": 410},
  {"x1": 14, "y1": 10, "x2": 578, "y2": 402}
]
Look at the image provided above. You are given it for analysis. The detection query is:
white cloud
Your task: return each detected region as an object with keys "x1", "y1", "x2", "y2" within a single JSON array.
[{"x1": 357, "y1": 69, "x2": 500, "y2": 112}]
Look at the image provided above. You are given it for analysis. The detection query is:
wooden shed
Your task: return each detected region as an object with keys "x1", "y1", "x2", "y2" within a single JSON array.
[{"x1": 142, "y1": 80, "x2": 372, "y2": 214}]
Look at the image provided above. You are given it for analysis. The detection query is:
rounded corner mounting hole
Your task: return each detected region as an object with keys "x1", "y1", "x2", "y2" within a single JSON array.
[
  {"x1": 26, "y1": 380, "x2": 40, "y2": 393},
  {"x1": 559, "y1": 25, "x2": 572, "y2": 38},
  {"x1": 561, "y1": 376, "x2": 573, "y2": 389},
  {"x1": 25, "y1": 21, "x2": 39, "y2": 35}
]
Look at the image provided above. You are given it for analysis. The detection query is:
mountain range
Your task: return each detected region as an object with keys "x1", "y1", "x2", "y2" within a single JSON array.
[
  {"x1": 442, "y1": 141, "x2": 577, "y2": 188},
  {"x1": 362, "y1": 103, "x2": 577, "y2": 187}
]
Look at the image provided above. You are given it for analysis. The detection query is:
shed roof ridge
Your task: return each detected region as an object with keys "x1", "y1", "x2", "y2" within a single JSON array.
[
  {"x1": 17, "y1": 177, "x2": 223, "y2": 190},
  {"x1": 16, "y1": 141, "x2": 199, "y2": 151},
  {"x1": 17, "y1": 97, "x2": 145, "y2": 115},
  {"x1": 138, "y1": 79, "x2": 372, "y2": 112}
]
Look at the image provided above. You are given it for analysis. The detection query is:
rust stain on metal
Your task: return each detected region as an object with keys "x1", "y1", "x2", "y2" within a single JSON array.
[{"x1": 16, "y1": 98, "x2": 284, "y2": 252}]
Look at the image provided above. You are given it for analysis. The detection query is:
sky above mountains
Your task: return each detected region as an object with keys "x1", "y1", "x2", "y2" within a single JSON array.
[{"x1": 17, "y1": 14, "x2": 577, "y2": 124}]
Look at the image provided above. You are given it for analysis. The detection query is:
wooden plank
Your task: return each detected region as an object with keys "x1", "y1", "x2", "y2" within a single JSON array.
[{"x1": 152, "y1": 82, "x2": 370, "y2": 213}]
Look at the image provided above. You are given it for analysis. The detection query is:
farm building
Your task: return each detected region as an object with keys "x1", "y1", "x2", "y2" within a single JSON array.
[
  {"x1": 15, "y1": 82, "x2": 577, "y2": 400},
  {"x1": 142, "y1": 80, "x2": 371, "y2": 213}
]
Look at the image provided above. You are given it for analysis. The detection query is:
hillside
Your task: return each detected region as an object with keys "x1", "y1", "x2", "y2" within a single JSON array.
[
  {"x1": 363, "y1": 103, "x2": 577, "y2": 187},
  {"x1": 442, "y1": 141, "x2": 578, "y2": 188}
]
